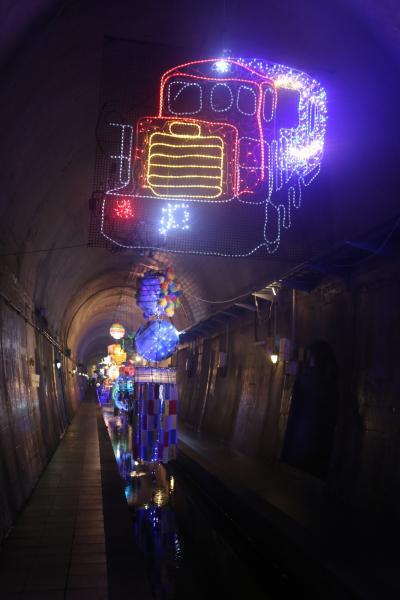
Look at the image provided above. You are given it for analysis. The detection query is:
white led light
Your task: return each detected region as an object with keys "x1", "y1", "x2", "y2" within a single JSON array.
[
  {"x1": 213, "y1": 59, "x2": 230, "y2": 73},
  {"x1": 108, "y1": 122, "x2": 134, "y2": 194},
  {"x1": 167, "y1": 81, "x2": 203, "y2": 115},
  {"x1": 159, "y1": 203, "x2": 190, "y2": 236}
]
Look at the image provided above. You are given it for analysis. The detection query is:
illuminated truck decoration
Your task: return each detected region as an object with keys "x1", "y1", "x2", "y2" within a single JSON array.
[{"x1": 101, "y1": 57, "x2": 327, "y2": 256}]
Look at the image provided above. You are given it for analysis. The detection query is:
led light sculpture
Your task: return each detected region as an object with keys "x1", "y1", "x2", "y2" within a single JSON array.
[
  {"x1": 136, "y1": 272, "x2": 164, "y2": 319},
  {"x1": 135, "y1": 320, "x2": 179, "y2": 362},
  {"x1": 112, "y1": 375, "x2": 134, "y2": 412},
  {"x1": 101, "y1": 57, "x2": 327, "y2": 255},
  {"x1": 107, "y1": 343, "x2": 127, "y2": 365},
  {"x1": 133, "y1": 370, "x2": 178, "y2": 463}
]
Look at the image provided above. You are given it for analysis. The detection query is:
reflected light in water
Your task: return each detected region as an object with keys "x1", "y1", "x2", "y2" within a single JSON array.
[{"x1": 154, "y1": 488, "x2": 169, "y2": 507}]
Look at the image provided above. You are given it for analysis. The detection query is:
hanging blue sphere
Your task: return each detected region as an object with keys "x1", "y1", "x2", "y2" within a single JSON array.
[{"x1": 135, "y1": 320, "x2": 179, "y2": 362}]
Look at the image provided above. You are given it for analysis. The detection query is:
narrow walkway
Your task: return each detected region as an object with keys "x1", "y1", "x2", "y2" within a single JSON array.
[{"x1": 0, "y1": 392, "x2": 151, "y2": 600}]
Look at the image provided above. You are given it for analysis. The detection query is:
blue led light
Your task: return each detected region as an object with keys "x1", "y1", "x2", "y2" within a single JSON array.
[
  {"x1": 136, "y1": 272, "x2": 164, "y2": 319},
  {"x1": 135, "y1": 320, "x2": 179, "y2": 362}
]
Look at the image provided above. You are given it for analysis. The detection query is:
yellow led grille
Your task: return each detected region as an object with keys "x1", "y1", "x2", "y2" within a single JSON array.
[{"x1": 146, "y1": 121, "x2": 224, "y2": 199}]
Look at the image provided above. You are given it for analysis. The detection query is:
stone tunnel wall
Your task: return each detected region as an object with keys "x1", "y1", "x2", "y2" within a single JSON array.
[
  {"x1": 176, "y1": 261, "x2": 400, "y2": 518},
  {"x1": 0, "y1": 270, "x2": 85, "y2": 544}
]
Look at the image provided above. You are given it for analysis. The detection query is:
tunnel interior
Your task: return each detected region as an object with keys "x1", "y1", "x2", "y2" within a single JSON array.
[{"x1": 1, "y1": 1, "x2": 400, "y2": 598}]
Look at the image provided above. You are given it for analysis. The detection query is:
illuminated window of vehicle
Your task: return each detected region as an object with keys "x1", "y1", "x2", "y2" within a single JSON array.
[
  {"x1": 236, "y1": 85, "x2": 257, "y2": 116},
  {"x1": 210, "y1": 83, "x2": 233, "y2": 113},
  {"x1": 167, "y1": 80, "x2": 202, "y2": 116},
  {"x1": 275, "y1": 88, "x2": 300, "y2": 129},
  {"x1": 262, "y1": 86, "x2": 275, "y2": 123}
]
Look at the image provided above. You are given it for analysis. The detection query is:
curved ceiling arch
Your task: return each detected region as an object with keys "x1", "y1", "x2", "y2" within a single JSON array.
[{"x1": 1, "y1": 0, "x2": 400, "y2": 368}]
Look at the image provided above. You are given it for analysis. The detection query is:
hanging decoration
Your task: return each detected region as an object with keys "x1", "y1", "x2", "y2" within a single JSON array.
[
  {"x1": 90, "y1": 49, "x2": 328, "y2": 257},
  {"x1": 119, "y1": 363, "x2": 135, "y2": 377},
  {"x1": 135, "y1": 320, "x2": 179, "y2": 362},
  {"x1": 136, "y1": 267, "x2": 182, "y2": 319},
  {"x1": 136, "y1": 272, "x2": 163, "y2": 319},
  {"x1": 120, "y1": 332, "x2": 136, "y2": 357},
  {"x1": 132, "y1": 370, "x2": 178, "y2": 463},
  {"x1": 108, "y1": 364, "x2": 120, "y2": 380},
  {"x1": 158, "y1": 267, "x2": 182, "y2": 318},
  {"x1": 112, "y1": 374, "x2": 134, "y2": 412},
  {"x1": 108, "y1": 343, "x2": 127, "y2": 365},
  {"x1": 110, "y1": 323, "x2": 125, "y2": 340}
]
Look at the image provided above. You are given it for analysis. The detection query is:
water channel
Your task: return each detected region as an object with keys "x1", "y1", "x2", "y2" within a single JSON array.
[{"x1": 101, "y1": 402, "x2": 264, "y2": 599}]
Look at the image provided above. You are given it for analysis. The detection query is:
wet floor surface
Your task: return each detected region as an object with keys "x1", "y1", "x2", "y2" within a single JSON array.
[
  {"x1": 0, "y1": 392, "x2": 265, "y2": 599},
  {"x1": 1, "y1": 389, "x2": 397, "y2": 599},
  {"x1": 101, "y1": 403, "x2": 264, "y2": 600}
]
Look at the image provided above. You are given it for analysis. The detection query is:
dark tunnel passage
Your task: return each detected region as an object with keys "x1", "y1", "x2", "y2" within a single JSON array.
[{"x1": 1, "y1": 1, "x2": 400, "y2": 598}]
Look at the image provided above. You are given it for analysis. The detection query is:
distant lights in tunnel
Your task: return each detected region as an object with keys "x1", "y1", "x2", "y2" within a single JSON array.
[
  {"x1": 110, "y1": 323, "x2": 125, "y2": 340},
  {"x1": 108, "y1": 364, "x2": 120, "y2": 380}
]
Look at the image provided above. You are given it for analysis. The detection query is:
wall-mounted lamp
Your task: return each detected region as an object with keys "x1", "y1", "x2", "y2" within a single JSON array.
[
  {"x1": 270, "y1": 353, "x2": 279, "y2": 365},
  {"x1": 55, "y1": 359, "x2": 61, "y2": 370}
]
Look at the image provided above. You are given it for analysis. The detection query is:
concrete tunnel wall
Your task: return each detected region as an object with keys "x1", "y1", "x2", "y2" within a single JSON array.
[
  {"x1": 1, "y1": 0, "x2": 400, "y2": 542},
  {"x1": 0, "y1": 266, "x2": 86, "y2": 543},
  {"x1": 177, "y1": 258, "x2": 400, "y2": 519}
]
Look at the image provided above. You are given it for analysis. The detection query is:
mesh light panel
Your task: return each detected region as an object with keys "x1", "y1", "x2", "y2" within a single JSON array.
[{"x1": 90, "y1": 39, "x2": 330, "y2": 259}]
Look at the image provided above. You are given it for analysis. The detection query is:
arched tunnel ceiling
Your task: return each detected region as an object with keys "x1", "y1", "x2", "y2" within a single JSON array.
[{"x1": 1, "y1": 0, "x2": 400, "y2": 363}]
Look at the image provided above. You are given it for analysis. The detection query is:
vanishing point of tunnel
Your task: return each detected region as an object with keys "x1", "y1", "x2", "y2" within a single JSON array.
[{"x1": 1, "y1": 1, "x2": 400, "y2": 599}]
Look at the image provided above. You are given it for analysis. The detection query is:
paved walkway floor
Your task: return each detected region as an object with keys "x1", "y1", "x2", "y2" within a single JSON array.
[{"x1": 0, "y1": 393, "x2": 151, "y2": 600}]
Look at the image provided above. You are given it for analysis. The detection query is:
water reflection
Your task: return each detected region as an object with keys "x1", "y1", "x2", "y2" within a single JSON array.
[{"x1": 102, "y1": 404, "x2": 182, "y2": 599}]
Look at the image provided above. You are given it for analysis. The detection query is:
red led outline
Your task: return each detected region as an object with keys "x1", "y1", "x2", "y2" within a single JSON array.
[
  {"x1": 161, "y1": 73, "x2": 265, "y2": 180},
  {"x1": 134, "y1": 115, "x2": 240, "y2": 197},
  {"x1": 158, "y1": 59, "x2": 275, "y2": 181}
]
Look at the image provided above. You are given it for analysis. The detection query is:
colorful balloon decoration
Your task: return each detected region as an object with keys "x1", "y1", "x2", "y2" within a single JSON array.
[
  {"x1": 136, "y1": 268, "x2": 182, "y2": 319},
  {"x1": 159, "y1": 267, "x2": 182, "y2": 318},
  {"x1": 135, "y1": 320, "x2": 179, "y2": 362},
  {"x1": 110, "y1": 323, "x2": 125, "y2": 340}
]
